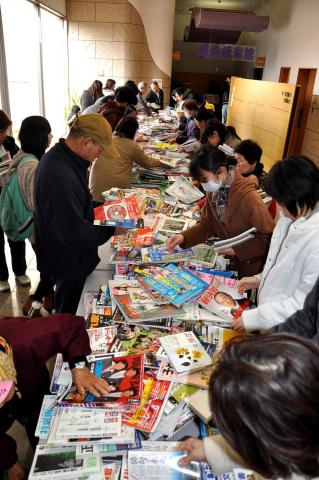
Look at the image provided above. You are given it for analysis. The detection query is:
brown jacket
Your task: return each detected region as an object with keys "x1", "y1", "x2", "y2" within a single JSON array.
[
  {"x1": 89, "y1": 136, "x2": 157, "y2": 202},
  {"x1": 182, "y1": 172, "x2": 275, "y2": 277}
]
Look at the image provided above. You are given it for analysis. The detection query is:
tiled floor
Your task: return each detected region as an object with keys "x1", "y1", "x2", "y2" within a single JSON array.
[{"x1": 1, "y1": 239, "x2": 40, "y2": 476}]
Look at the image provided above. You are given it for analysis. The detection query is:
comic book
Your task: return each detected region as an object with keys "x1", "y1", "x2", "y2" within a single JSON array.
[
  {"x1": 159, "y1": 331, "x2": 213, "y2": 374},
  {"x1": 123, "y1": 374, "x2": 172, "y2": 433},
  {"x1": 198, "y1": 278, "x2": 254, "y2": 322},
  {"x1": 136, "y1": 263, "x2": 209, "y2": 308},
  {"x1": 62, "y1": 354, "x2": 144, "y2": 408},
  {"x1": 94, "y1": 197, "x2": 142, "y2": 227}
]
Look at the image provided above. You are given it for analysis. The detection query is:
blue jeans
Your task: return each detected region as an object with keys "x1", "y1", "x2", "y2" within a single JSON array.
[{"x1": 222, "y1": 103, "x2": 228, "y2": 124}]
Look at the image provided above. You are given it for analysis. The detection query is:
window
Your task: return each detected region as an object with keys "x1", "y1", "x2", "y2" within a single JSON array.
[{"x1": 0, "y1": 0, "x2": 67, "y2": 140}]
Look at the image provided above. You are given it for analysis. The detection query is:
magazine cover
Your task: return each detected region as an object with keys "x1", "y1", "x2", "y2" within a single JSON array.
[
  {"x1": 128, "y1": 450, "x2": 201, "y2": 480},
  {"x1": 113, "y1": 293, "x2": 185, "y2": 322},
  {"x1": 116, "y1": 328, "x2": 168, "y2": 367},
  {"x1": 146, "y1": 246, "x2": 194, "y2": 264},
  {"x1": 86, "y1": 313, "x2": 114, "y2": 329},
  {"x1": 111, "y1": 228, "x2": 155, "y2": 248},
  {"x1": 29, "y1": 444, "x2": 101, "y2": 479},
  {"x1": 123, "y1": 374, "x2": 172, "y2": 433},
  {"x1": 156, "y1": 358, "x2": 215, "y2": 390},
  {"x1": 87, "y1": 326, "x2": 118, "y2": 355},
  {"x1": 137, "y1": 263, "x2": 209, "y2": 307},
  {"x1": 159, "y1": 331, "x2": 213, "y2": 374},
  {"x1": 35, "y1": 395, "x2": 57, "y2": 439},
  {"x1": 63, "y1": 354, "x2": 144, "y2": 408},
  {"x1": 165, "y1": 176, "x2": 204, "y2": 204},
  {"x1": 94, "y1": 197, "x2": 142, "y2": 227},
  {"x1": 111, "y1": 247, "x2": 143, "y2": 265},
  {"x1": 158, "y1": 216, "x2": 190, "y2": 233},
  {"x1": 198, "y1": 278, "x2": 254, "y2": 322},
  {"x1": 192, "y1": 244, "x2": 218, "y2": 268}
]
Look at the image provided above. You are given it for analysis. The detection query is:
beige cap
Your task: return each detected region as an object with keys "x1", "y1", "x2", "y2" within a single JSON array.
[{"x1": 71, "y1": 113, "x2": 119, "y2": 156}]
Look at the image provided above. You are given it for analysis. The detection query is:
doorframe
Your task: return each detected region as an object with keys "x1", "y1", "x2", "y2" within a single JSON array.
[
  {"x1": 295, "y1": 68, "x2": 317, "y2": 153},
  {"x1": 279, "y1": 67, "x2": 291, "y2": 83}
]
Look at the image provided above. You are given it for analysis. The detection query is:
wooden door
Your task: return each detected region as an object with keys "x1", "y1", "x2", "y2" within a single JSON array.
[
  {"x1": 227, "y1": 77, "x2": 299, "y2": 171},
  {"x1": 279, "y1": 67, "x2": 291, "y2": 83},
  {"x1": 287, "y1": 68, "x2": 317, "y2": 155}
]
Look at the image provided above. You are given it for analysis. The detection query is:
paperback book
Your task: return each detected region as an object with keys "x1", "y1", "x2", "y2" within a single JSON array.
[
  {"x1": 63, "y1": 354, "x2": 144, "y2": 408},
  {"x1": 87, "y1": 325, "x2": 118, "y2": 354},
  {"x1": 159, "y1": 331, "x2": 213, "y2": 374},
  {"x1": 198, "y1": 278, "x2": 254, "y2": 322},
  {"x1": 137, "y1": 263, "x2": 209, "y2": 308},
  {"x1": 94, "y1": 197, "x2": 142, "y2": 228},
  {"x1": 111, "y1": 228, "x2": 155, "y2": 248}
]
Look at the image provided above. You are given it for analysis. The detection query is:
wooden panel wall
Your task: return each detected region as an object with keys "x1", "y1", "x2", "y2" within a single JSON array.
[
  {"x1": 302, "y1": 95, "x2": 319, "y2": 167},
  {"x1": 227, "y1": 77, "x2": 297, "y2": 172}
]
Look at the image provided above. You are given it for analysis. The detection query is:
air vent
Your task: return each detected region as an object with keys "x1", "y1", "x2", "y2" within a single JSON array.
[{"x1": 192, "y1": 8, "x2": 269, "y2": 32}]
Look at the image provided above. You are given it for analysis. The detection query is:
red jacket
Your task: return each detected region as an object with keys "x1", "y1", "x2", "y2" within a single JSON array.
[{"x1": 0, "y1": 314, "x2": 91, "y2": 470}]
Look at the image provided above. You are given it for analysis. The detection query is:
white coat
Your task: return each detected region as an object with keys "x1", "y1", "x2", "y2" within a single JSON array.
[{"x1": 242, "y1": 210, "x2": 319, "y2": 331}]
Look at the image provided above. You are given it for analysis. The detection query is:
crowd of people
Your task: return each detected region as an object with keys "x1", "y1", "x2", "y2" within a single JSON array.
[{"x1": 0, "y1": 75, "x2": 319, "y2": 480}]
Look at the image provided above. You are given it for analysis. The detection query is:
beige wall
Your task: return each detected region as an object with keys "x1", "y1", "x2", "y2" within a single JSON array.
[
  {"x1": 66, "y1": 0, "x2": 171, "y2": 104},
  {"x1": 42, "y1": 0, "x2": 66, "y2": 16}
]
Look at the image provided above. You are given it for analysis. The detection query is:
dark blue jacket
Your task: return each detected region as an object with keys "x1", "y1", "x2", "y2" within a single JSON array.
[{"x1": 35, "y1": 139, "x2": 113, "y2": 280}]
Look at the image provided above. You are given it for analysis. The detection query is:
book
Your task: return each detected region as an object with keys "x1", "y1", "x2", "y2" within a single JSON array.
[
  {"x1": 204, "y1": 325, "x2": 240, "y2": 349},
  {"x1": 144, "y1": 245, "x2": 194, "y2": 264},
  {"x1": 113, "y1": 293, "x2": 185, "y2": 322},
  {"x1": 111, "y1": 228, "x2": 155, "y2": 248},
  {"x1": 123, "y1": 374, "x2": 172, "y2": 433},
  {"x1": 29, "y1": 444, "x2": 101, "y2": 479},
  {"x1": 158, "y1": 215, "x2": 190, "y2": 233},
  {"x1": 86, "y1": 313, "x2": 113, "y2": 329},
  {"x1": 159, "y1": 331, "x2": 213, "y2": 374},
  {"x1": 165, "y1": 176, "x2": 204, "y2": 204},
  {"x1": 187, "y1": 388, "x2": 213, "y2": 423},
  {"x1": 192, "y1": 244, "x2": 218, "y2": 268},
  {"x1": 54, "y1": 408, "x2": 122, "y2": 440},
  {"x1": 34, "y1": 395, "x2": 57, "y2": 439},
  {"x1": 94, "y1": 197, "x2": 142, "y2": 228},
  {"x1": 152, "y1": 154, "x2": 178, "y2": 168},
  {"x1": 137, "y1": 263, "x2": 209, "y2": 308},
  {"x1": 63, "y1": 354, "x2": 144, "y2": 408},
  {"x1": 198, "y1": 278, "x2": 254, "y2": 322},
  {"x1": 128, "y1": 450, "x2": 201, "y2": 480},
  {"x1": 87, "y1": 326, "x2": 118, "y2": 354},
  {"x1": 111, "y1": 247, "x2": 143, "y2": 265}
]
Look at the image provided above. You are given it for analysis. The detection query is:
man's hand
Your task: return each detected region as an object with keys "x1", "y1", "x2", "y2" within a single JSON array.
[
  {"x1": 167, "y1": 234, "x2": 184, "y2": 253},
  {"x1": 7, "y1": 462, "x2": 26, "y2": 480},
  {"x1": 178, "y1": 438, "x2": 207, "y2": 466},
  {"x1": 72, "y1": 368, "x2": 112, "y2": 397},
  {"x1": 217, "y1": 247, "x2": 236, "y2": 256},
  {"x1": 237, "y1": 276, "x2": 260, "y2": 294},
  {"x1": 232, "y1": 317, "x2": 245, "y2": 332}
]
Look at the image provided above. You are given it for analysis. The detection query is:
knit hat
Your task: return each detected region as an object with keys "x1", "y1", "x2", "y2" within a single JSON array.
[
  {"x1": 71, "y1": 113, "x2": 119, "y2": 156},
  {"x1": 0, "y1": 380, "x2": 14, "y2": 405}
]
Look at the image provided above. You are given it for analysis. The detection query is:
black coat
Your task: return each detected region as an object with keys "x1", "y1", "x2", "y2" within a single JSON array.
[
  {"x1": 270, "y1": 277, "x2": 319, "y2": 344},
  {"x1": 145, "y1": 89, "x2": 164, "y2": 109},
  {"x1": 35, "y1": 139, "x2": 114, "y2": 280}
]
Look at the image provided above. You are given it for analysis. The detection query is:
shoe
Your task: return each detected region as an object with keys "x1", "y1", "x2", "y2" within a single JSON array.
[
  {"x1": 0, "y1": 280, "x2": 10, "y2": 293},
  {"x1": 15, "y1": 275, "x2": 31, "y2": 287},
  {"x1": 28, "y1": 301, "x2": 48, "y2": 318}
]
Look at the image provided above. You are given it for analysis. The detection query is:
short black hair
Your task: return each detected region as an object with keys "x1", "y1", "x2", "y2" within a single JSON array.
[
  {"x1": 114, "y1": 358, "x2": 128, "y2": 369},
  {"x1": 0, "y1": 110, "x2": 12, "y2": 130},
  {"x1": 201, "y1": 119, "x2": 226, "y2": 145},
  {"x1": 115, "y1": 116, "x2": 139, "y2": 140},
  {"x1": 186, "y1": 91, "x2": 204, "y2": 106},
  {"x1": 182, "y1": 99, "x2": 198, "y2": 112},
  {"x1": 264, "y1": 155, "x2": 319, "y2": 217},
  {"x1": 189, "y1": 144, "x2": 232, "y2": 180},
  {"x1": 210, "y1": 333, "x2": 319, "y2": 479},
  {"x1": 195, "y1": 108, "x2": 216, "y2": 122},
  {"x1": 172, "y1": 87, "x2": 185, "y2": 97},
  {"x1": 115, "y1": 86, "x2": 138, "y2": 106},
  {"x1": 234, "y1": 139, "x2": 262, "y2": 165},
  {"x1": 124, "y1": 80, "x2": 139, "y2": 95},
  {"x1": 18, "y1": 115, "x2": 51, "y2": 160}
]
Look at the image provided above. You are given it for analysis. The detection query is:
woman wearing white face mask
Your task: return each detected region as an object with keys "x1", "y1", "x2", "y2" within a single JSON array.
[
  {"x1": 235, "y1": 155, "x2": 319, "y2": 333},
  {"x1": 167, "y1": 145, "x2": 275, "y2": 277}
]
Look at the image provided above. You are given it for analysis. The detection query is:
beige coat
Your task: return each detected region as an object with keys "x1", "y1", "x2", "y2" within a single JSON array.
[{"x1": 89, "y1": 136, "x2": 157, "y2": 202}]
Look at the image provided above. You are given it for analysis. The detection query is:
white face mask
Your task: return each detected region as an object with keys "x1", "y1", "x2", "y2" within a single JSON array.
[{"x1": 201, "y1": 180, "x2": 221, "y2": 192}]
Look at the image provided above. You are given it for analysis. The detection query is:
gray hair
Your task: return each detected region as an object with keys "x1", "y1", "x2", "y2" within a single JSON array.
[{"x1": 138, "y1": 81, "x2": 147, "y2": 90}]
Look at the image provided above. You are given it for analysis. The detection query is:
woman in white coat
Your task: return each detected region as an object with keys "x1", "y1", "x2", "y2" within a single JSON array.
[{"x1": 235, "y1": 155, "x2": 319, "y2": 332}]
